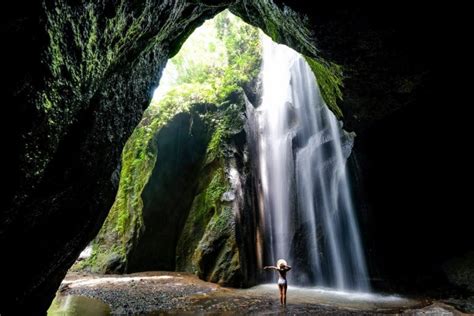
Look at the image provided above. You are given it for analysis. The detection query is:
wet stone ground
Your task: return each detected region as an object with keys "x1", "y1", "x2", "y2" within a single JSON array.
[{"x1": 49, "y1": 271, "x2": 470, "y2": 315}]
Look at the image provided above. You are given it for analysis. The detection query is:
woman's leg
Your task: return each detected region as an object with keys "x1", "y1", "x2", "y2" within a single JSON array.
[
  {"x1": 278, "y1": 284, "x2": 284, "y2": 305},
  {"x1": 283, "y1": 284, "x2": 288, "y2": 305}
]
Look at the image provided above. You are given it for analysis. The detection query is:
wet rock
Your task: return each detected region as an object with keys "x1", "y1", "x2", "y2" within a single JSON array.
[
  {"x1": 105, "y1": 254, "x2": 125, "y2": 274},
  {"x1": 221, "y1": 191, "x2": 235, "y2": 202}
]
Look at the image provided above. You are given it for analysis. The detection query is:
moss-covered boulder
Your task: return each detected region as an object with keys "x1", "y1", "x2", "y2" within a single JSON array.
[
  {"x1": 78, "y1": 92, "x2": 252, "y2": 287},
  {"x1": 176, "y1": 164, "x2": 229, "y2": 273},
  {"x1": 176, "y1": 157, "x2": 243, "y2": 286}
]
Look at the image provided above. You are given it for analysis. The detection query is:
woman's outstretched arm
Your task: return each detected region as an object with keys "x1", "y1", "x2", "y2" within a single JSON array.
[{"x1": 264, "y1": 266, "x2": 278, "y2": 270}]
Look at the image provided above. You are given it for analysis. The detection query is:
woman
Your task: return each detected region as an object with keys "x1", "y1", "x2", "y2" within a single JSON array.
[{"x1": 264, "y1": 259, "x2": 292, "y2": 305}]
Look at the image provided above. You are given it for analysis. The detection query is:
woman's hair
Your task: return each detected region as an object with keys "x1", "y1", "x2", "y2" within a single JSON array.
[{"x1": 277, "y1": 259, "x2": 287, "y2": 269}]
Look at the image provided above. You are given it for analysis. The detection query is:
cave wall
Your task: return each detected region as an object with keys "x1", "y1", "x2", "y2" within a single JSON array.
[
  {"x1": 0, "y1": 1, "x2": 224, "y2": 314},
  {"x1": 1, "y1": 0, "x2": 470, "y2": 314},
  {"x1": 354, "y1": 102, "x2": 473, "y2": 295}
]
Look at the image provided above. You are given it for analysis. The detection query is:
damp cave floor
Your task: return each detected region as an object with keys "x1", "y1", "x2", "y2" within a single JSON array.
[{"x1": 49, "y1": 271, "x2": 471, "y2": 315}]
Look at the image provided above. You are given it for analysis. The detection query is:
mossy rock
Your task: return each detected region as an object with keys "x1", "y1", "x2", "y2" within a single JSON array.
[
  {"x1": 176, "y1": 164, "x2": 228, "y2": 272},
  {"x1": 191, "y1": 204, "x2": 242, "y2": 286}
]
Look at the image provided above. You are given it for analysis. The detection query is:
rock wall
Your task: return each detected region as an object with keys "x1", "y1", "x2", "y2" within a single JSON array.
[
  {"x1": 126, "y1": 95, "x2": 254, "y2": 286},
  {"x1": 0, "y1": 1, "x2": 225, "y2": 314},
  {"x1": 80, "y1": 92, "x2": 256, "y2": 287},
  {"x1": 126, "y1": 107, "x2": 215, "y2": 272},
  {"x1": 176, "y1": 131, "x2": 246, "y2": 286},
  {"x1": 353, "y1": 103, "x2": 474, "y2": 296}
]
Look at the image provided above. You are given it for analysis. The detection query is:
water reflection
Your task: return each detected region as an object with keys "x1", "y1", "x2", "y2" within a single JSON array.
[{"x1": 48, "y1": 295, "x2": 111, "y2": 316}]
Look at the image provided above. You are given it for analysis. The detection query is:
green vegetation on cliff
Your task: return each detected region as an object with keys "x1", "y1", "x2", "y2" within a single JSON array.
[
  {"x1": 176, "y1": 165, "x2": 228, "y2": 272},
  {"x1": 75, "y1": 10, "x2": 260, "y2": 275},
  {"x1": 305, "y1": 57, "x2": 344, "y2": 118},
  {"x1": 229, "y1": 0, "x2": 344, "y2": 118}
]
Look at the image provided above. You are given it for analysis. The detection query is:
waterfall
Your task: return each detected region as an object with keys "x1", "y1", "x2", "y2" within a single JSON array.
[{"x1": 255, "y1": 34, "x2": 370, "y2": 291}]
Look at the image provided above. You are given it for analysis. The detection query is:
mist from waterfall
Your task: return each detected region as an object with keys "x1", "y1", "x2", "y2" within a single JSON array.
[{"x1": 255, "y1": 33, "x2": 370, "y2": 292}]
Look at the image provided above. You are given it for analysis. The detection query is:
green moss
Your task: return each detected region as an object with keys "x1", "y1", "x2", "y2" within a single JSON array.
[
  {"x1": 176, "y1": 164, "x2": 229, "y2": 272},
  {"x1": 209, "y1": 204, "x2": 233, "y2": 233},
  {"x1": 209, "y1": 237, "x2": 240, "y2": 285},
  {"x1": 204, "y1": 95, "x2": 246, "y2": 162},
  {"x1": 191, "y1": 203, "x2": 237, "y2": 283},
  {"x1": 116, "y1": 205, "x2": 130, "y2": 236},
  {"x1": 305, "y1": 56, "x2": 344, "y2": 118},
  {"x1": 230, "y1": 0, "x2": 317, "y2": 57},
  {"x1": 42, "y1": 94, "x2": 53, "y2": 111},
  {"x1": 71, "y1": 241, "x2": 126, "y2": 273},
  {"x1": 206, "y1": 125, "x2": 226, "y2": 162},
  {"x1": 230, "y1": 0, "x2": 345, "y2": 118},
  {"x1": 264, "y1": 19, "x2": 279, "y2": 42},
  {"x1": 70, "y1": 242, "x2": 99, "y2": 272},
  {"x1": 206, "y1": 168, "x2": 229, "y2": 203}
]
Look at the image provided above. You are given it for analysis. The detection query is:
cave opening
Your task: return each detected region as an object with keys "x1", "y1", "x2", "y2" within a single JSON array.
[
  {"x1": 3, "y1": 2, "x2": 473, "y2": 315},
  {"x1": 48, "y1": 8, "x2": 379, "y2": 314}
]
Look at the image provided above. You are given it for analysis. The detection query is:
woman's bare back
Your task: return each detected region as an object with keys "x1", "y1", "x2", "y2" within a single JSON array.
[{"x1": 264, "y1": 262, "x2": 292, "y2": 305}]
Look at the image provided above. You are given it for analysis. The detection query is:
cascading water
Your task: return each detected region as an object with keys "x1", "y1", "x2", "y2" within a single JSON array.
[{"x1": 255, "y1": 33, "x2": 370, "y2": 292}]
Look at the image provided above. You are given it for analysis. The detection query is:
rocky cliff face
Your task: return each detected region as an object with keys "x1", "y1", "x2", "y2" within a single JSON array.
[
  {"x1": 127, "y1": 107, "x2": 215, "y2": 273},
  {"x1": 1, "y1": 0, "x2": 470, "y2": 314},
  {"x1": 78, "y1": 92, "x2": 257, "y2": 287}
]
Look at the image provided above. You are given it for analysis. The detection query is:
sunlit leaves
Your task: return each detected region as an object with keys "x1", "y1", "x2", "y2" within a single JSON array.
[{"x1": 152, "y1": 10, "x2": 261, "y2": 110}]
